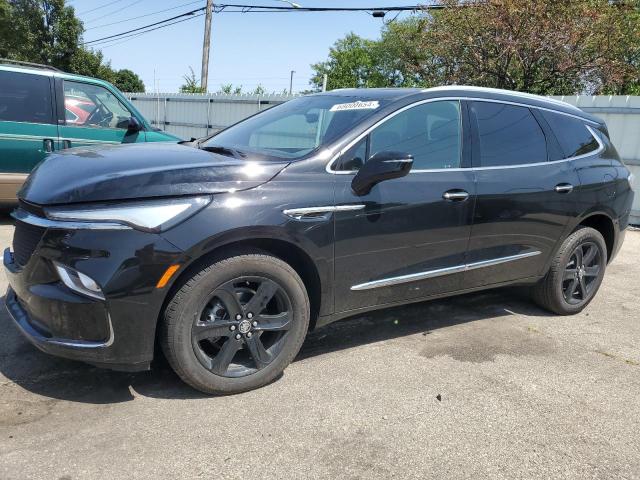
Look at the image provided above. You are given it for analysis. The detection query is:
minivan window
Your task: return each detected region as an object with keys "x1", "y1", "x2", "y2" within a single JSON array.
[
  {"x1": 541, "y1": 111, "x2": 600, "y2": 158},
  {"x1": 63, "y1": 80, "x2": 133, "y2": 129},
  {"x1": 202, "y1": 96, "x2": 391, "y2": 160},
  {"x1": 369, "y1": 100, "x2": 462, "y2": 170},
  {"x1": 470, "y1": 101, "x2": 547, "y2": 167},
  {"x1": 0, "y1": 70, "x2": 53, "y2": 124}
]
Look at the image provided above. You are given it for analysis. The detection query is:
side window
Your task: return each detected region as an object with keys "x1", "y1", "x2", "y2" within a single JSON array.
[
  {"x1": 541, "y1": 111, "x2": 600, "y2": 158},
  {"x1": 63, "y1": 80, "x2": 133, "y2": 129},
  {"x1": 0, "y1": 70, "x2": 53, "y2": 124},
  {"x1": 470, "y1": 102, "x2": 547, "y2": 167},
  {"x1": 369, "y1": 100, "x2": 462, "y2": 170},
  {"x1": 335, "y1": 138, "x2": 367, "y2": 171}
]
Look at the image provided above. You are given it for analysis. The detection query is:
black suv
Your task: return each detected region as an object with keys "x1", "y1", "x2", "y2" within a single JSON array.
[{"x1": 4, "y1": 87, "x2": 634, "y2": 394}]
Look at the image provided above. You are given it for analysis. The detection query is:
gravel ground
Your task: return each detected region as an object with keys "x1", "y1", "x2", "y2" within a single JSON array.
[{"x1": 0, "y1": 214, "x2": 639, "y2": 480}]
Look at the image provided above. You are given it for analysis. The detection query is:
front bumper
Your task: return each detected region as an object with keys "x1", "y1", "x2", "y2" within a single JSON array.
[{"x1": 3, "y1": 215, "x2": 184, "y2": 371}]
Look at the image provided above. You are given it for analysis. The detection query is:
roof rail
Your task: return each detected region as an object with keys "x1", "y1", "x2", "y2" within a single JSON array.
[{"x1": 0, "y1": 58, "x2": 62, "y2": 72}]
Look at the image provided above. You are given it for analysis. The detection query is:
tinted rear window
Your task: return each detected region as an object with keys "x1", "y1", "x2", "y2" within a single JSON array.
[
  {"x1": 470, "y1": 102, "x2": 547, "y2": 167},
  {"x1": 541, "y1": 111, "x2": 599, "y2": 158},
  {"x1": 0, "y1": 70, "x2": 53, "y2": 124}
]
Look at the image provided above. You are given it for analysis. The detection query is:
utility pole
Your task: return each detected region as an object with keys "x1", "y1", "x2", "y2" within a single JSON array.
[
  {"x1": 322, "y1": 73, "x2": 328, "y2": 92},
  {"x1": 289, "y1": 70, "x2": 295, "y2": 95},
  {"x1": 200, "y1": 0, "x2": 214, "y2": 92}
]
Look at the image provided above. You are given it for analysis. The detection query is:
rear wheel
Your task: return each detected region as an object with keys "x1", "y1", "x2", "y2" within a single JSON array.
[
  {"x1": 161, "y1": 253, "x2": 309, "y2": 394},
  {"x1": 532, "y1": 227, "x2": 607, "y2": 315}
]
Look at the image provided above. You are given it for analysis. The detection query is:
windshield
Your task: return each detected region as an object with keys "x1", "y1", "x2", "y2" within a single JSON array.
[{"x1": 201, "y1": 95, "x2": 390, "y2": 160}]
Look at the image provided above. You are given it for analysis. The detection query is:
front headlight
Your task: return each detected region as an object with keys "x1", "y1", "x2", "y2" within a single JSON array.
[{"x1": 45, "y1": 196, "x2": 211, "y2": 232}]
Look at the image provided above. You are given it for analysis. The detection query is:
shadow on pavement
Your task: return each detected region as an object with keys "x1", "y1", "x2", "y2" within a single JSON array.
[{"x1": 0, "y1": 288, "x2": 552, "y2": 404}]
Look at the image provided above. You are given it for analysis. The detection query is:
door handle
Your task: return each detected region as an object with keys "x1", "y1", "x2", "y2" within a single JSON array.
[
  {"x1": 443, "y1": 190, "x2": 469, "y2": 201},
  {"x1": 555, "y1": 183, "x2": 574, "y2": 194},
  {"x1": 43, "y1": 139, "x2": 54, "y2": 153}
]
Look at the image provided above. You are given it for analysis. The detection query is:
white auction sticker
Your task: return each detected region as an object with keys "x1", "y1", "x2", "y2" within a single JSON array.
[{"x1": 329, "y1": 100, "x2": 380, "y2": 112}]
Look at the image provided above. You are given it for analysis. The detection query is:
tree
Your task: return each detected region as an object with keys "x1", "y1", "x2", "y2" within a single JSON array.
[
  {"x1": 310, "y1": 0, "x2": 640, "y2": 95},
  {"x1": 114, "y1": 69, "x2": 145, "y2": 93},
  {"x1": 0, "y1": 0, "x2": 146, "y2": 90},
  {"x1": 411, "y1": 0, "x2": 640, "y2": 95},
  {"x1": 0, "y1": 0, "x2": 82, "y2": 70},
  {"x1": 67, "y1": 47, "x2": 116, "y2": 83},
  {"x1": 310, "y1": 33, "x2": 392, "y2": 91},
  {"x1": 180, "y1": 67, "x2": 206, "y2": 93}
]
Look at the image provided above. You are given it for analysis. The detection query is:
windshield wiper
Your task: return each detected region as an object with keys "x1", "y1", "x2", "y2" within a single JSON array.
[{"x1": 200, "y1": 145, "x2": 245, "y2": 159}]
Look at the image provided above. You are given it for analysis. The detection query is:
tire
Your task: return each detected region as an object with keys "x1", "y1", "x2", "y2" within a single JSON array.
[
  {"x1": 161, "y1": 252, "x2": 310, "y2": 395},
  {"x1": 532, "y1": 227, "x2": 607, "y2": 315}
]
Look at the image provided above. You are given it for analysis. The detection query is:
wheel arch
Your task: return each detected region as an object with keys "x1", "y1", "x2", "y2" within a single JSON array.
[
  {"x1": 157, "y1": 232, "x2": 325, "y2": 339},
  {"x1": 573, "y1": 211, "x2": 617, "y2": 263}
]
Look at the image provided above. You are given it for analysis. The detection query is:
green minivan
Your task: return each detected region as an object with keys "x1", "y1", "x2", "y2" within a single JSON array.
[{"x1": 0, "y1": 60, "x2": 180, "y2": 202}]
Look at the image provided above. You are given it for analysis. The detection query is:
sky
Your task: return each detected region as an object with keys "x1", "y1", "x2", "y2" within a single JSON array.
[{"x1": 67, "y1": 0, "x2": 419, "y2": 94}]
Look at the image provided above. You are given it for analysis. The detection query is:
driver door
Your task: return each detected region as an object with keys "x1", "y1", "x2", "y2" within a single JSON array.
[
  {"x1": 333, "y1": 100, "x2": 476, "y2": 313},
  {"x1": 56, "y1": 79, "x2": 144, "y2": 149}
]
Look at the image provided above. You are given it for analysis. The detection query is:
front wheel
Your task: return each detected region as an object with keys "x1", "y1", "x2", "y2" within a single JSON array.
[
  {"x1": 161, "y1": 252, "x2": 310, "y2": 395},
  {"x1": 532, "y1": 227, "x2": 607, "y2": 315}
]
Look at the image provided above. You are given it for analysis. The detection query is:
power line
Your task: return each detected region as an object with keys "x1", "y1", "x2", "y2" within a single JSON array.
[
  {"x1": 89, "y1": 13, "x2": 206, "y2": 48},
  {"x1": 85, "y1": 1, "x2": 204, "y2": 31},
  {"x1": 83, "y1": 7, "x2": 207, "y2": 45},
  {"x1": 83, "y1": 0, "x2": 146, "y2": 25},
  {"x1": 78, "y1": 0, "x2": 130, "y2": 15},
  {"x1": 83, "y1": 3, "x2": 442, "y2": 46}
]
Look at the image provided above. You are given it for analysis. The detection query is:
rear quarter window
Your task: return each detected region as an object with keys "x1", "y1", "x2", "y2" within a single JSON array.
[
  {"x1": 0, "y1": 70, "x2": 54, "y2": 124},
  {"x1": 541, "y1": 111, "x2": 600, "y2": 158}
]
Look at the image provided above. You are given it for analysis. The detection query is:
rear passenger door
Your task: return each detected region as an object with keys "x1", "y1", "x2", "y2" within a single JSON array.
[
  {"x1": 464, "y1": 100, "x2": 580, "y2": 287},
  {"x1": 56, "y1": 79, "x2": 144, "y2": 149},
  {"x1": 0, "y1": 70, "x2": 58, "y2": 191}
]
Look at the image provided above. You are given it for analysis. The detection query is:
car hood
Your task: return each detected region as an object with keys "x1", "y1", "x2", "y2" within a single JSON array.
[{"x1": 19, "y1": 143, "x2": 290, "y2": 205}]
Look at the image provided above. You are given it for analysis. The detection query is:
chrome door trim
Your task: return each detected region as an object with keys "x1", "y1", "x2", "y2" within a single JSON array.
[
  {"x1": 350, "y1": 250, "x2": 541, "y2": 291},
  {"x1": 443, "y1": 191, "x2": 470, "y2": 201},
  {"x1": 326, "y1": 97, "x2": 604, "y2": 175},
  {"x1": 283, "y1": 204, "x2": 365, "y2": 220},
  {"x1": 464, "y1": 251, "x2": 542, "y2": 272},
  {"x1": 555, "y1": 184, "x2": 574, "y2": 193}
]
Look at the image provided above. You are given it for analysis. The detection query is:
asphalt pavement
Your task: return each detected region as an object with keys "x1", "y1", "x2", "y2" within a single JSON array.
[{"x1": 0, "y1": 213, "x2": 639, "y2": 479}]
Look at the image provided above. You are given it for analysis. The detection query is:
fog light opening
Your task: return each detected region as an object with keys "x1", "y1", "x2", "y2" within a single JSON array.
[{"x1": 53, "y1": 262, "x2": 105, "y2": 300}]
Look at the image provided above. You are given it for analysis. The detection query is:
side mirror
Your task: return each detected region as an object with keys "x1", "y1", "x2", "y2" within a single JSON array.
[
  {"x1": 351, "y1": 151, "x2": 413, "y2": 196},
  {"x1": 127, "y1": 116, "x2": 142, "y2": 132}
]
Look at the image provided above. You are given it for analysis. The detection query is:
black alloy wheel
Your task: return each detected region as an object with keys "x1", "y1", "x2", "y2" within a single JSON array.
[
  {"x1": 162, "y1": 252, "x2": 310, "y2": 395},
  {"x1": 562, "y1": 242, "x2": 602, "y2": 305},
  {"x1": 532, "y1": 226, "x2": 607, "y2": 315},
  {"x1": 192, "y1": 276, "x2": 293, "y2": 377}
]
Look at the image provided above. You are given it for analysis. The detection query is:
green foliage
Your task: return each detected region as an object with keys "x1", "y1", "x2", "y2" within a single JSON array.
[
  {"x1": 0, "y1": 0, "x2": 145, "y2": 92},
  {"x1": 114, "y1": 69, "x2": 145, "y2": 93},
  {"x1": 0, "y1": 0, "x2": 82, "y2": 69},
  {"x1": 67, "y1": 47, "x2": 115, "y2": 82},
  {"x1": 219, "y1": 83, "x2": 243, "y2": 94},
  {"x1": 311, "y1": 0, "x2": 640, "y2": 95},
  {"x1": 180, "y1": 67, "x2": 206, "y2": 94}
]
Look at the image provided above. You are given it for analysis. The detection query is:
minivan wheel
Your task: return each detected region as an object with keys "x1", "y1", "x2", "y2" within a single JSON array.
[
  {"x1": 161, "y1": 253, "x2": 310, "y2": 395},
  {"x1": 532, "y1": 227, "x2": 607, "y2": 315}
]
